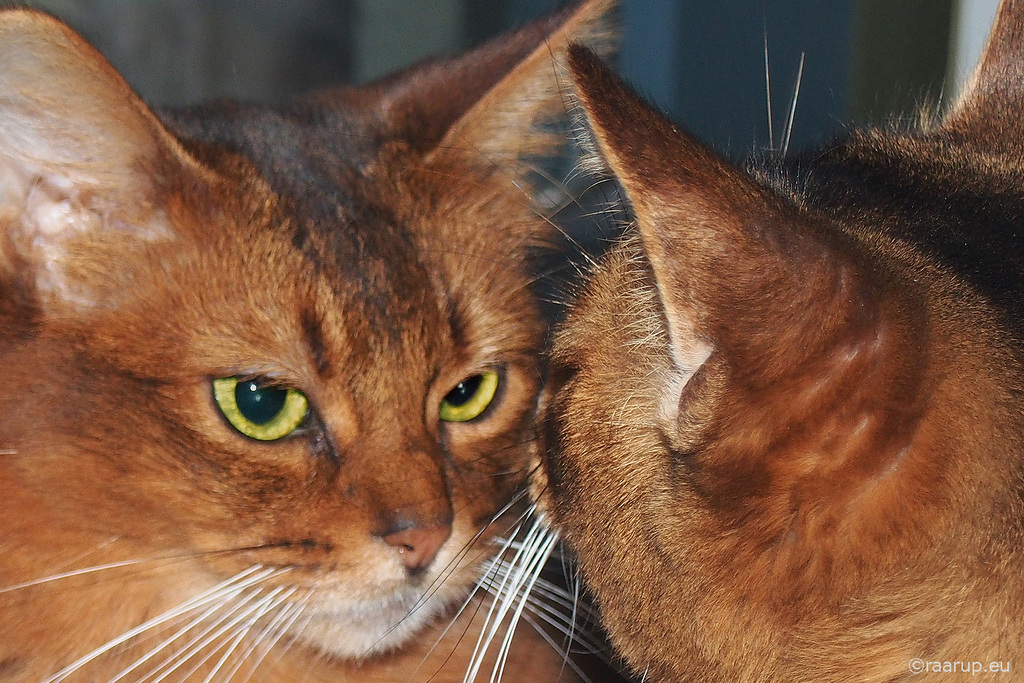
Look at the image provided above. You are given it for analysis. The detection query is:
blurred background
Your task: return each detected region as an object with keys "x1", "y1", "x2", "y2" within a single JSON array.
[{"x1": 16, "y1": 0, "x2": 1001, "y2": 158}]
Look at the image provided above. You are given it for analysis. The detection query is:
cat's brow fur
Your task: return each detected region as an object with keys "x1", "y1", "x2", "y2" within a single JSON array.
[
  {"x1": 0, "y1": 2, "x2": 615, "y2": 681},
  {"x1": 539, "y1": 1, "x2": 1024, "y2": 681}
]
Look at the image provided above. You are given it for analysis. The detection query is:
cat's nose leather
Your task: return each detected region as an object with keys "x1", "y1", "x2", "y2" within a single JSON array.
[{"x1": 382, "y1": 524, "x2": 450, "y2": 572}]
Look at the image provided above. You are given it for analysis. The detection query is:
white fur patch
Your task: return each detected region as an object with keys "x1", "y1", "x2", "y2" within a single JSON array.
[
  {"x1": 2, "y1": 158, "x2": 171, "y2": 310},
  {"x1": 20, "y1": 175, "x2": 101, "y2": 308},
  {"x1": 658, "y1": 331, "x2": 713, "y2": 424}
]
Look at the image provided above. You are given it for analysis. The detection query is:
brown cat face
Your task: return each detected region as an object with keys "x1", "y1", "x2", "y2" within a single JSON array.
[
  {"x1": 537, "y1": 6, "x2": 1024, "y2": 682},
  {"x1": 0, "y1": 4, "x2": 612, "y2": 681}
]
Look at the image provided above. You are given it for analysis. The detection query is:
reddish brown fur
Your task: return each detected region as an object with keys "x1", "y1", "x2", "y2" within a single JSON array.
[
  {"x1": 0, "y1": 3, "x2": 613, "y2": 681},
  {"x1": 538, "y1": 6, "x2": 1024, "y2": 681}
]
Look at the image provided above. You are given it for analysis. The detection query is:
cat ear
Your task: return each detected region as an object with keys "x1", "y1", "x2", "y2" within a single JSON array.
[
  {"x1": 0, "y1": 10, "x2": 200, "y2": 310},
  {"x1": 370, "y1": 0, "x2": 616, "y2": 166},
  {"x1": 944, "y1": 0, "x2": 1024, "y2": 146},
  {"x1": 566, "y1": 46, "x2": 864, "y2": 402}
]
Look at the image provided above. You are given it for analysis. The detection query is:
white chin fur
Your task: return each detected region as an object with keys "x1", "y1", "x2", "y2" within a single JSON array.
[{"x1": 297, "y1": 585, "x2": 456, "y2": 659}]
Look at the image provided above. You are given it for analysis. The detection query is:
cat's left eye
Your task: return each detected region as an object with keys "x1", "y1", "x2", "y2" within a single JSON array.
[
  {"x1": 439, "y1": 371, "x2": 500, "y2": 423},
  {"x1": 212, "y1": 377, "x2": 309, "y2": 441}
]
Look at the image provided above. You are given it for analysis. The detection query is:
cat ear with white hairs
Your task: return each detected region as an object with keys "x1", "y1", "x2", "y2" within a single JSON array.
[
  {"x1": 0, "y1": 10, "x2": 198, "y2": 311},
  {"x1": 398, "y1": 0, "x2": 617, "y2": 169},
  {"x1": 565, "y1": 45, "x2": 867, "y2": 411}
]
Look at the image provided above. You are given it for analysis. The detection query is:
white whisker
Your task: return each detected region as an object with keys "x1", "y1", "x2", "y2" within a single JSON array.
[
  {"x1": 515, "y1": 596, "x2": 603, "y2": 656},
  {"x1": 516, "y1": 612, "x2": 595, "y2": 683},
  {"x1": 490, "y1": 528, "x2": 559, "y2": 683},
  {"x1": 109, "y1": 593, "x2": 244, "y2": 683},
  {"x1": 486, "y1": 576, "x2": 599, "y2": 648},
  {"x1": 482, "y1": 564, "x2": 599, "y2": 628},
  {"x1": 142, "y1": 585, "x2": 289, "y2": 683},
  {"x1": 481, "y1": 521, "x2": 612, "y2": 665},
  {"x1": 227, "y1": 592, "x2": 311, "y2": 683},
  {"x1": 387, "y1": 487, "x2": 533, "y2": 631},
  {"x1": 243, "y1": 606, "x2": 315, "y2": 682},
  {"x1": 764, "y1": 27, "x2": 774, "y2": 150},
  {"x1": 462, "y1": 519, "x2": 542, "y2": 682},
  {"x1": 200, "y1": 588, "x2": 297, "y2": 683},
  {"x1": 0, "y1": 557, "x2": 159, "y2": 595},
  {"x1": 569, "y1": 572, "x2": 586, "y2": 657},
  {"x1": 394, "y1": 518, "x2": 531, "y2": 682},
  {"x1": 462, "y1": 511, "x2": 556, "y2": 683},
  {"x1": 198, "y1": 624, "x2": 251, "y2": 683},
  {"x1": 781, "y1": 51, "x2": 805, "y2": 157},
  {"x1": 42, "y1": 565, "x2": 282, "y2": 683}
]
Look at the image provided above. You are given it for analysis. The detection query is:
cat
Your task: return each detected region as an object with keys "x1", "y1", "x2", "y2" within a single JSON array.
[
  {"x1": 0, "y1": 2, "x2": 613, "y2": 681},
  {"x1": 534, "y1": 1, "x2": 1024, "y2": 680}
]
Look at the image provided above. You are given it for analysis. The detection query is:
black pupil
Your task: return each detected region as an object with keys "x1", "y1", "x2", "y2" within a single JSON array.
[
  {"x1": 445, "y1": 375, "x2": 482, "y2": 407},
  {"x1": 235, "y1": 380, "x2": 287, "y2": 424}
]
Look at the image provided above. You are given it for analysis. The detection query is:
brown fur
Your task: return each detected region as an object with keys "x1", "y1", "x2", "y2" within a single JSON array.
[
  {"x1": 538, "y1": 2, "x2": 1024, "y2": 681},
  {"x1": 0, "y1": 3, "x2": 613, "y2": 681}
]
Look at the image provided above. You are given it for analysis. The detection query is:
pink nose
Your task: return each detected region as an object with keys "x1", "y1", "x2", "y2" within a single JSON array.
[{"x1": 382, "y1": 524, "x2": 451, "y2": 572}]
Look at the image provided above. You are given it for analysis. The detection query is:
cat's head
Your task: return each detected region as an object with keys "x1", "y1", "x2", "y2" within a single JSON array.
[
  {"x1": 0, "y1": 2, "x2": 612, "y2": 678},
  {"x1": 537, "y1": 15, "x2": 1024, "y2": 681}
]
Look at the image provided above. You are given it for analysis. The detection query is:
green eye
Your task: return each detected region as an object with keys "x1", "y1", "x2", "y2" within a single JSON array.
[
  {"x1": 212, "y1": 377, "x2": 309, "y2": 441},
  {"x1": 439, "y1": 371, "x2": 499, "y2": 423}
]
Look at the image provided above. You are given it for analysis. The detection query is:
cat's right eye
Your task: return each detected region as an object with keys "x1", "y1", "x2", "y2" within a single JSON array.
[
  {"x1": 439, "y1": 371, "x2": 500, "y2": 423},
  {"x1": 212, "y1": 377, "x2": 309, "y2": 441}
]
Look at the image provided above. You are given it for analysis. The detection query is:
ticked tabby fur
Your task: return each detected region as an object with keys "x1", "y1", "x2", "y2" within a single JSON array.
[
  {"x1": 0, "y1": 2, "x2": 612, "y2": 681},
  {"x1": 536, "y1": 1, "x2": 1024, "y2": 681}
]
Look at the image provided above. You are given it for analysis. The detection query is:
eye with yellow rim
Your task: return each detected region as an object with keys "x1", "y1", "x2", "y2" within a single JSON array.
[
  {"x1": 212, "y1": 377, "x2": 309, "y2": 441},
  {"x1": 439, "y1": 371, "x2": 500, "y2": 423}
]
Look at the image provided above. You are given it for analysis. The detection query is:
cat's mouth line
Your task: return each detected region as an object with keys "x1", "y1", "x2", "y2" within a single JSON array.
[{"x1": 249, "y1": 537, "x2": 335, "y2": 553}]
